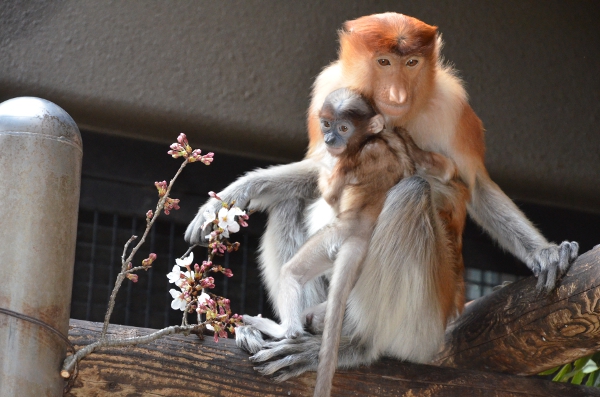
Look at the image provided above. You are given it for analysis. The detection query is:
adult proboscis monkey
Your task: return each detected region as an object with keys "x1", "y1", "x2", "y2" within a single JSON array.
[{"x1": 185, "y1": 12, "x2": 578, "y2": 385}]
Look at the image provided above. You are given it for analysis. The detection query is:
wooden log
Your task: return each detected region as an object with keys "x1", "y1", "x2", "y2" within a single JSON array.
[
  {"x1": 436, "y1": 245, "x2": 600, "y2": 374},
  {"x1": 66, "y1": 319, "x2": 598, "y2": 396}
]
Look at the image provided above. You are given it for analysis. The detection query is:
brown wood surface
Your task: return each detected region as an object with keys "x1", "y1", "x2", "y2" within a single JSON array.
[
  {"x1": 66, "y1": 319, "x2": 599, "y2": 396},
  {"x1": 436, "y1": 245, "x2": 600, "y2": 374}
]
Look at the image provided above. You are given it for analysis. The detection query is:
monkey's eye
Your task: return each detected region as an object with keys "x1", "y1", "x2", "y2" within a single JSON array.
[
  {"x1": 377, "y1": 59, "x2": 391, "y2": 66},
  {"x1": 339, "y1": 125, "x2": 349, "y2": 133},
  {"x1": 322, "y1": 120, "x2": 331, "y2": 128},
  {"x1": 406, "y1": 59, "x2": 419, "y2": 67}
]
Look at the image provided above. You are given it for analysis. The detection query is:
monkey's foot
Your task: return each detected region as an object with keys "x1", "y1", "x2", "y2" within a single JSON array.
[
  {"x1": 235, "y1": 325, "x2": 267, "y2": 354},
  {"x1": 531, "y1": 241, "x2": 578, "y2": 292},
  {"x1": 250, "y1": 336, "x2": 320, "y2": 382},
  {"x1": 242, "y1": 314, "x2": 287, "y2": 339}
]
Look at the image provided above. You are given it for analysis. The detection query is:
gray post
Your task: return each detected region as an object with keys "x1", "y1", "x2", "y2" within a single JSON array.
[{"x1": 0, "y1": 97, "x2": 82, "y2": 396}]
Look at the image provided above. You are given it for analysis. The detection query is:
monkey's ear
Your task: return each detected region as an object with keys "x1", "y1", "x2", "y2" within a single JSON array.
[
  {"x1": 342, "y1": 19, "x2": 355, "y2": 33},
  {"x1": 369, "y1": 115, "x2": 385, "y2": 134}
]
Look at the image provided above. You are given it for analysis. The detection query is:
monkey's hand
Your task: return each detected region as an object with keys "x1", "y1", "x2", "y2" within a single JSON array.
[
  {"x1": 530, "y1": 241, "x2": 579, "y2": 292},
  {"x1": 250, "y1": 336, "x2": 321, "y2": 382},
  {"x1": 302, "y1": 302, "x2": 326, "y2": 334},
  {"x1": 185, "y1": 160, "x2": 320, "y2": 245},
  {"x1": 184, "y1": 198, "x2": 223, "y2": 245}
]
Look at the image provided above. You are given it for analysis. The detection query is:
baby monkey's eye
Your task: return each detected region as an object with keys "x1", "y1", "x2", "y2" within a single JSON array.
[
  {"x1": 406, "y1": 59, "x2": 419, "y2": 67},
  {"x1": 322, "y1": 120, "x2": 331, "y2": 128},
  {"x1": 340, "y1": 125, "x2": 348, "y2": 133},
  {"x1": 377, "y1": 59, "x2": 391, "y2": 66}
]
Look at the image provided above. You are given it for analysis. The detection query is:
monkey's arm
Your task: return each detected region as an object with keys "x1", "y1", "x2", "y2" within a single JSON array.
[
  {"x1": 450, "y1": 105, "x2": 578, "y2": 291},
  {"x1": 185, "y1": 159, "x2": 320, "y2": 244},
  {"x1": 398, "y1": 128, "x2": 457, "y2": 183},
  {"x1": 468, "y1": 171, "x2": 578, "y2": 291}
]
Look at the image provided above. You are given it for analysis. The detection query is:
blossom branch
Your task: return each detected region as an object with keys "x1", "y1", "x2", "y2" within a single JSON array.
[
  {"x1": 61, "y1": 134, "x2": 243, "y2": 381},
  {"x1": 61, "y1": 134, "x2": 218, "y2": 381},
  {"x1": 100, "y1": 158, "x2": 190, "y2": 339}
]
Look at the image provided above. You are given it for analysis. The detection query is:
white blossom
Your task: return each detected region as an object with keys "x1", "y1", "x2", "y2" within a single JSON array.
[
  {"x1": 198, "y1": 292, "x2": 210, "y2": 306},
  {"x1": 175, "y1": 252, "x2": 194, "y2": 268},
  {"x1": 201, "y1": 210, "x2": 216, "y2": 230},
  {"x1": 169, "y1": 288, "x2": 187, "y2": 311},
  {"x1": 217, "y1": 207, "x2": 246, "y2": 238},
  {"x1": 166, "y1": 265, "x2": 184, "y2": 286}
]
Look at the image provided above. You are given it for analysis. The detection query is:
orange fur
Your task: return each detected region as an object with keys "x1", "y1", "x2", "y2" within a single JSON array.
[
  {"x1": 307, "y1": 13, "x2": 477, "y2": 326},
  {"x1": 322, "y1": 128, "x2": 413, "y2": 223}
]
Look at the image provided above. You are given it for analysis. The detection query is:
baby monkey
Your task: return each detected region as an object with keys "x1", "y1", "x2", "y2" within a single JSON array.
[{"x1": 275, "y1": 88, "x2": 457, "y2": 397}]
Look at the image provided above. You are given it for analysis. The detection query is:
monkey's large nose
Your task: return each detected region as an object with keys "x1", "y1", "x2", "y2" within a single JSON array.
[
  {"x1": 324, "y1": 133, "x2": 336, "y2": 145},
  {"x1": 388, "y1": 86, "x2": 407, "y2": 105}
]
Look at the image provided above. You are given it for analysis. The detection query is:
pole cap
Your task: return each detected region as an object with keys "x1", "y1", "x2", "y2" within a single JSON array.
[{"x1": 0, "y1": 97, "x2": 82, "y2": 148}]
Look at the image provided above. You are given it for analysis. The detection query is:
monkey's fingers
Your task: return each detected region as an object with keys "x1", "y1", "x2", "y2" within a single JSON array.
[
  {"x1": 250, "y1": 336, "x2": 312, "y2": 362},
  {"x1": 272, "y1": 360, "x2": 319, "y2": 382},
  {"x1": 561, "y1": 241, "x2": 579, "y2": 270},
  {"x1": 534, "y1": 241, "x2": 579, "y2": 292},
  {"x1": 254, "y1": 350, "x2": 319, "y2": 381},
  {"x1": 254, "y1": 354, "x2": 299, "y2": 377},
  {"x1": 184, "y1": 199, "x2": 221, "y2": 245}
]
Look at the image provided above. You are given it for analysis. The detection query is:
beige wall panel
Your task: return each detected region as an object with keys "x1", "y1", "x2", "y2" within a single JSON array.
[{"x1": 1, "y1": 1, "x2": 598, "y2": 211}]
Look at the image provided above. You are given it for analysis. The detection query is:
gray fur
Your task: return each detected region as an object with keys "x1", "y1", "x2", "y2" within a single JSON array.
[
  {"x1": 185, "y1": 155, "x2": 578, "y2": 380},
  {"x1": 468, "y1": 173, "x2": 578, "y2": 291},
  {"x1": 185, "y1": 159, "x2": 320, "y2": 244}
]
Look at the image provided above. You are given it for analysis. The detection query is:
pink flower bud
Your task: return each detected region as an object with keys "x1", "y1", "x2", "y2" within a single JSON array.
[
  {"x1": 126, "y1": 273, "x2": 138, "y2": 283},
  {"x1": 200, "y1": 260, "x2": 212, "y2": 273},
  {"x1": 208, "y1": 191, "x2": 222, "y2": 200},
  {"x1": 200, "y1": 277, "x2": 215, "y2": 289},
  {"x1": 155, "y1": 181, "x2": 168, "y2": 197},
  {"x1": 221, "y1": 298, "x2": 231, "y2": 311},
  {"x1": 146, "y1": 210, "x2": 153, "y2": 219},
  {"x1": 142, "y1": 253, "x2": 157, "y2": 267},
  {"x1": 201, "y1": 152, "x2": 214, "y2": 165},
  {"x1": 177, "y1": 133, "x2": 188, "y2": 145},
  {"x1": 163, "y1": 198, "x2": 180, "y2": 215},
  {"x1": 223, "y1": 268, "x2": 233, "y2": 278}
]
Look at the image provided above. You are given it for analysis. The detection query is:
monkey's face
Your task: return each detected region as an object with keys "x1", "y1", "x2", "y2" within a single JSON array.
[
  {"x1": 320, "y1": 117, "x2": 354, "y2": 156},
  {"x1": 371, "y1": 53, "x2": 427, "y2": 120}
]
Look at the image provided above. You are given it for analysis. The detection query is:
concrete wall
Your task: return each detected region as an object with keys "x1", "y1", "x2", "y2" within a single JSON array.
[{"x1": 1, "y1": 1, "x2": 598, "y2": 211}]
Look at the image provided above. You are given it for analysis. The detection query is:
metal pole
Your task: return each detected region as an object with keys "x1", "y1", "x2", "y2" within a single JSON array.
[{"x1": 0, "y1": 97, "x2": 82, "y2": 396}]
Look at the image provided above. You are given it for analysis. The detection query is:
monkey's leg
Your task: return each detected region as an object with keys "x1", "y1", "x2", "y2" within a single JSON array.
[
  {"x1": 182, "y1": 159, "x2": 322, "y2": 354},
  {"x1": 252, "y1": 177, "x2": 444, "y2": 379},
  {"x1": 276, "y1": 226, "x2": 345, "y2": 339},
  {"x1": 469, "y1": 173, "x2": 578, "y2": 291},
  {"x1": 314, "y1": 236, "x2": 369, "y2": 397},
  {"x1": 237, "y1": 198, "x2": 329, "y2": 353}
]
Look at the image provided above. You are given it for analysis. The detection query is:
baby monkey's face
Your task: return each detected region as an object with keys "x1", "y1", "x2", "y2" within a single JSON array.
[
  {"x1": 318, "y1": 88, "x2": 385, "y2": 157},
  {"x1": 320, "y1": 115, "x2": 356, "y2": 156}
]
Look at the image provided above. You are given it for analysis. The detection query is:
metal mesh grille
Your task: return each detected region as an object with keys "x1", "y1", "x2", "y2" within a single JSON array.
[
  {"x1": 465, "y1": 268, "x2": 520, "y2": 301},
  {"x1": 70, "y1": 209, "x2": 511, "y2": 328},
  {"x1": 70, "y1": 209, "x2": 272, "y2": 328}
]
